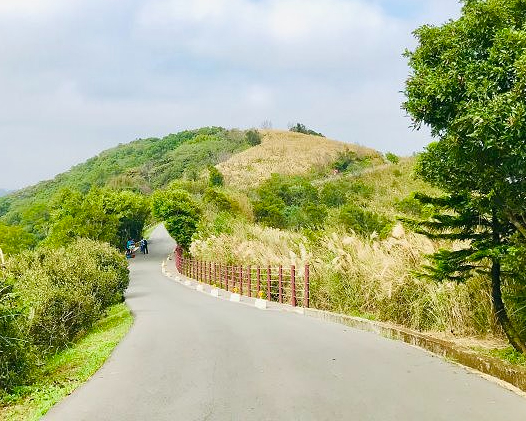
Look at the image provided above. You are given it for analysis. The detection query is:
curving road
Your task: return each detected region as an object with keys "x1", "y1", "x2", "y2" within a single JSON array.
[{"x1": 45, "y1": 225, "x2": 526, "y2": 420}]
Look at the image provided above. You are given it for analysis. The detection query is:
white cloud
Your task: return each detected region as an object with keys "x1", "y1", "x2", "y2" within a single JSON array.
[{"x1": 0, "y1": 0, "x2": 462, "y2": 189}]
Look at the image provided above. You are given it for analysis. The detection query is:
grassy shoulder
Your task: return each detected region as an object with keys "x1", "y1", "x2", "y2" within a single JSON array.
[{"x1": 0, "y1": 303, "x2": 133, "y2": 421}]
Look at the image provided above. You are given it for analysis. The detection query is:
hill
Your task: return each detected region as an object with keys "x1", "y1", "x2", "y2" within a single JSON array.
[
  {"x1": 0, "y1": 127, "x2": 249, "y2": 219},
  {"x1": 0, "y1": 128, "x2": 382, "y2": 220},
  {"x1": 218, "y1": 130, "x2": 382, "y2": 189}
]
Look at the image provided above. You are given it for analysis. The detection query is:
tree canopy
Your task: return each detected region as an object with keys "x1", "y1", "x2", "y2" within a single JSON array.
[{"x1": 404, "y1": 0, "x2": 526, "y2": 352}]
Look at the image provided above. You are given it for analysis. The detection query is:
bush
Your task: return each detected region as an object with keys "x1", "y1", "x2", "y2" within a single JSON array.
[
  {"x1": 385, "y1": 152, "x2": 400, "y2": 164},
  {"x1": 333, "y1": 148, "x2": 358, "y2": 172},
  {"x1": 208, "y1": 166, "x2": 224, "y2": 187},
  {"x1": 339, "y1": 204, "x2": 393, "y2": 238},
  {"x1": 320, "y1": 181, "x2": 348, "y2": 207},
  {"x1": 253, "y1": 175, "x2": 325, "y2": 229},
  {"x1": 0, "y1": 277, "x2": 31, "y2": 391},
  {"x1": 203, "y1": 188, "x2": 237, "y2": 213},
  {"x1": 245, "y1": 129, "x2": 262, "y2": 146},
  {"x1": 1, "y1": 239, "x2": 128, "y2": 391},
  {"x1": 253, "y1": 200, "x2": 287, "y2": 229},
  {"x1": 289, "y1": 123, "x2": 324, "y2": 137}
]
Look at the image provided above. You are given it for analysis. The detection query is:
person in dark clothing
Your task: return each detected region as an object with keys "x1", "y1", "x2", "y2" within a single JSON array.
[{"x1": 141, "y1": 238, "x2": 148, "y2": 254}]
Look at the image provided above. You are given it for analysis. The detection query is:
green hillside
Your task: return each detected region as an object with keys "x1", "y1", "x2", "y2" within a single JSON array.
[{"x1": 0, "y1": 127, "x2": 249, "y2": 221}]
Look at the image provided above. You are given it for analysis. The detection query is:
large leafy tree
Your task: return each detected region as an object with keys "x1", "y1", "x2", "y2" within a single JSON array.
[
  {"x1": 404, "y1": 0, "x2": 526, "y2": 352},
  {"x1": 151, "y1": 188, "x2": 201, "y2": 249}
]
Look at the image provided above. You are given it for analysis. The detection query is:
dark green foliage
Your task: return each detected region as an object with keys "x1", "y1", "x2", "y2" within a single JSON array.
[
  {"x1": 286, "y1": 203, "x2": 328, "y2": 230},
  {"x1": 395, "y1": 193, "x2": 433, "y2": 217},
  {"x1": 0, "y1": 277, "x2": 30, "y2": 391},
  {"x1": 385, "y1": 152, "x2": 400, "y2": 164},
  {"x1": 289, "y1": 123, "x2": 324, "y2": 137},
  {"x1": 203, "y1": 188, "x2": 235, "y2": 212},
  {"x1": 44, "y1": 188, "x2": 149, "y2": 249},
  {"x1": 0, "y1": 239, "x2": 128, "y2": 391},
  {"x1": 253, "y1": 200, "x2": 287, "y2": 229},
  {"x1": 403, "y1": 0, "x2": 526, "y2": 352},
  {"x1": 245, "y1": 129, "x2": 262, "y2": 146},
  {"x1": 253, "y1": 175, "x2": 326, "y2": 230},
  {"x1": 320, "y1": 181, "x2": 348, "y2": 208},
  {"x1": 151, "y1": 188, "x2": 201, "y2": 249},
  {"x1": 319, "y1": 179, "x2": 374, "y2": 208},
  {"x1": 340, "y1": 204, "x2": 393, "y2": 238},
  {"x1": 208, "y1": 166, "x2": 224, "y2": 187},
  {"x1": 333, "y1": 148, "x2": 358, "y2": 172}
]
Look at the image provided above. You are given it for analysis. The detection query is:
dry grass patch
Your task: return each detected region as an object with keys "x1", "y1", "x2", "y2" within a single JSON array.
[{"x1": 217, "y1": 130, "x2": 381, "y2": 189}]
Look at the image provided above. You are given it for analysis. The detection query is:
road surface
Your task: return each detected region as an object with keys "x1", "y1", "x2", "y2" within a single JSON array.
[{"x1": 45, "y1": 225, "x2": 526, "y2": 420}]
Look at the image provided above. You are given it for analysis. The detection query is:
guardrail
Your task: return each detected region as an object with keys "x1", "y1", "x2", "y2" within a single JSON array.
[{"x1": 174, "y1": 248, "x2": 310, "y2": 308}]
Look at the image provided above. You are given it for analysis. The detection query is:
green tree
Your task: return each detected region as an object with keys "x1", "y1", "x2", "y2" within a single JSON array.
[
  {"x1": 245, "y1": 129, "x2": 262, "y2": 146},
  {"x1": 0, "y1": 223, "x2": 37, "y2": 256},
  {"x1": 403, "y1": 0, "x2": 526, "y2": 352},
  {"x1": 151, "y1": 188, "x2": 201, "y2": 249},
  {"x1": 45, "y1": 189, "x2": 120, "y2": 247},
  {"x1": 100, "y1": 189, "x2": 150, "y2": 247},
  {"x1": 208, "y1": 166, "x2": 224, "y2": 187}
]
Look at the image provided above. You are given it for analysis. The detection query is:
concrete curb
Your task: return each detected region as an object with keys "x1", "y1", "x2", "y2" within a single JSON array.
[{"x1": 162, "y1": 259, "x2": 526, "y2": 395}]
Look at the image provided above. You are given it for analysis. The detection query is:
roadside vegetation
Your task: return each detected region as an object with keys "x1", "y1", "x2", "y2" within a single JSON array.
[{"x1": 0, "y1": 303, "x2": 132, "y2": 421}]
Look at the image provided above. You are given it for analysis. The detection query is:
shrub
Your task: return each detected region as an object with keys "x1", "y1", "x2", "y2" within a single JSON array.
[
  {"x1": 289, "y1": 123, "x2": 324, "y2": 137},
  {"x1": 385, "y1": 152, "x2": 400, "y2": 164},
  {"x1": 320, "y1": 181, "x2": 348, "y2": 208},
  {"x1": 253, "y1": 200, "x2": 287, "y2": 229},
  {"x1": 333, "y1": 148, "x2": 358, "y2": 172},
  {"x1": 339, "y1": 204, "x2": 393, "y2": 238},
  {"x1": 253, "y1": 175, "x2": 325, "y2": 229},
  {"x1": 0, "y1": 277, "x2": 31, "y2": 391},
  {"x1": 203, "y1": 188, "x2": 240, "y2": 214},
  {"x1": 1, "y1": 239, "x2": 128, "y2": 391},
  {"x1": 208, "y1": 166, "x2": 224, "y2": 187},
  {"x1": 245, "y1": 129, "x2": 262, "y2": 146}
]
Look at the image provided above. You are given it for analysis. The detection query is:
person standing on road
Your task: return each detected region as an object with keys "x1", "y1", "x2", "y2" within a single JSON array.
[{"x1": 141, "y1": 238, "x2": 148, "y2": 254}]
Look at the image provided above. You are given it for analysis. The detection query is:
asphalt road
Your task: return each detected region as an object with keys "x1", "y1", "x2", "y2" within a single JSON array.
[{"x1": 45, "y1": 225, "x2": 526, "y2": 420}]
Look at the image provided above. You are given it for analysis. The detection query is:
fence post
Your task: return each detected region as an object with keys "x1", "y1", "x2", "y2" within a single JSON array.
[
  {"x1": 257, "y1": 266, "x2": 261, "y2": 296},
  {"x1": 213, "y1": 263, "x2": 216, "y2": 285},
  {"x1": 247, "y1": 265, "x2": 252, "y2": 298},
  {"x1": 225, "y1": 265, "x2": 229, "y2": 291},
  {"x1": 291, "y1": 265, "x2": 296, "y2": 307},
  {"x1": 267, "y1": 265, "x2": 271, "y2": 301},
  {"x1": 278, "y1": 265, "x2": 283, "y2": 304},
  {"x1": 304, "y1": 264, "x2": 310, "y2": 308},
  {"x1": 239, "y1": 266, "x2": 243, "y2": 295}
]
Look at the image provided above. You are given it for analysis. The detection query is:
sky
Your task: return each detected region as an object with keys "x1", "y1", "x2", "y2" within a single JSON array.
[{"x1": 0, "y1": 0, "x2": 462, "y2": 190}]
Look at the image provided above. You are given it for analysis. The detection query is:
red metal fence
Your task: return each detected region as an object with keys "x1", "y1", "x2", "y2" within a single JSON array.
[{"x1": 174, "y1": 248, "x2": 310, "y2": 308}]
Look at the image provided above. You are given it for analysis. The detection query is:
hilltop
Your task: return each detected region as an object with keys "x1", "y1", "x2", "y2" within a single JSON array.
[{"x1": 218, "y1": 130, "x2": 382, "y2": 189}]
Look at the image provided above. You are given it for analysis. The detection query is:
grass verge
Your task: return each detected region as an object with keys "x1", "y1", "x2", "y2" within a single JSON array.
[
  {"x1": 475, "y1": 346, "x2": 526, "y2": 367},
  {"x1": 0, "y1": 303, "x2": 133, "y2": 421}
]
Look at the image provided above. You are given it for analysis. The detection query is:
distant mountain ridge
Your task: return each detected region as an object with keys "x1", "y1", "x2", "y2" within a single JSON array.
[{"x1": 0, "y1": 189, "x2": 11, "y2": 197}]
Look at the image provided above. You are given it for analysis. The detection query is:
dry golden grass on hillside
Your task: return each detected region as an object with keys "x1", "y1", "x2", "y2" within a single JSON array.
[{"x1": 216, "y1": 130, "x2": 381, "y2": 189}]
